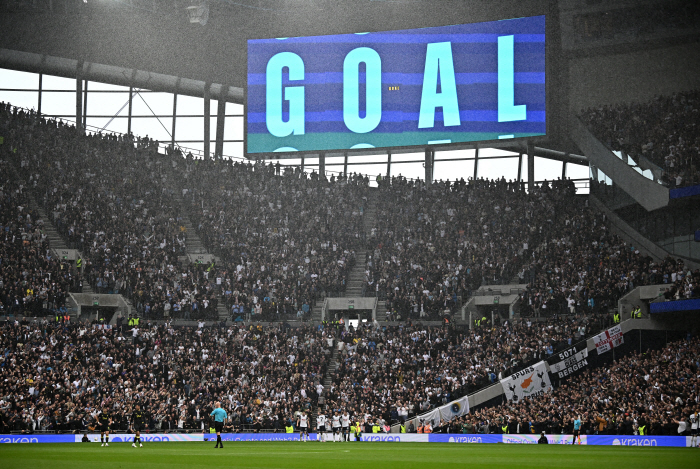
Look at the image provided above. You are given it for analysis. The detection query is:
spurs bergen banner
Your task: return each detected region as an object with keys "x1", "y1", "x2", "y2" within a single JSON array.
[
  {"x1": 247, "y1": 15, "x2": 546, "y2": 154},
  {"x1": 593, "y1": 325, "x2": 624, "y2": 355},
  {"x1": 550, "y1": 344, "x2": 589, "y2": 378},
  {"x1": 500, "y1": 361, "x2": 552, "y2": 402}
]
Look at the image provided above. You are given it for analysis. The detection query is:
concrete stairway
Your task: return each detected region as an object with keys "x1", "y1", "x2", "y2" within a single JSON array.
[
  {"x1": 171, "y1": 191, "x2": 207, "y2": 255},
  {"x1": 345, "y1": 249, "x2": 367, "y2": 298},
  {"x1": 312, "y1": 337, "x2": 338, "y2": 428},
  {"x1": 170, "y1": 191, "x2": 228, "y2": 320},
  {"x1": 345, "y1": 199, "x2": 377, "y2": 298},
  {"x1": 311, "y1": 301, "x2": 324, "y2": 323},
  {"x1": 25, "y1": 188, "x2": 94, "y2": 294}
]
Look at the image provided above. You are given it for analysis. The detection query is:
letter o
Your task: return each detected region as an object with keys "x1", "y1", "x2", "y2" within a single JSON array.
[{"x1": 343, "y1": 47, "x2": 382, "y2": 134}]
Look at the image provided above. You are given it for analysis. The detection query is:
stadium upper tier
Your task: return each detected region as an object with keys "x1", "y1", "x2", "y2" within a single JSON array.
[
  {"x1": 580, "y1": 89, "x2": 700, "y2": 189},
  {"x1": 1, "y1": 100, "x2": 698, "y2": 323}
]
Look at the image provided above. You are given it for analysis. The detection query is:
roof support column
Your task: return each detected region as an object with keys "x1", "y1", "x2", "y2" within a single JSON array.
[{"x1": 203, "y1": 82, "x2": 211, "y2": 159}]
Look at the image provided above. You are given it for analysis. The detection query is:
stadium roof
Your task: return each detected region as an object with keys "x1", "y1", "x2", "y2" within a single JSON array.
[{"x1": 0, "y1": 0, "x2": 549, "y2": 94}]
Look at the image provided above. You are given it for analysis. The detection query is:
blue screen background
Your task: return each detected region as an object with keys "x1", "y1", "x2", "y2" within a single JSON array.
[{"x1": 247, "y1": 15, "x2": 546, "y2": 154}]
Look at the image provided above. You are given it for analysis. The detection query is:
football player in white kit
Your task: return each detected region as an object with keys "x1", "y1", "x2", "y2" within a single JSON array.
[
  {"x1": 297, "y1": 411, "x2": 309, "y2": 442},
  {"x1": 317, "y1": 412, "x2": 327, "y2": 442},
  {"x1": 690, "y1": 408, "x2": 699, "y2": 448},
  {"x1": 331, "y1": 411, "x2": 341, "y2": 442},
  {"x1": 341, "y1": 410, "x2": 351, "y2": 442}
]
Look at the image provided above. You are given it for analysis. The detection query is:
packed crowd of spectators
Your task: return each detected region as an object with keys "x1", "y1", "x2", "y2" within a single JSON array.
[
  {"x1": 443, "y1": 336, "x2": 699, "y2": 436},
  {"x1": 322, "y1": 314, "x2": 606, "y2": 424},
  {"x1": 1, "y1": 102, "x2": 374, "y2": 323},
  {"x1": 517, "y1": 213, "x2": 698, "y2": 318},
  {"x1": 177, "y1": 158, "x2": 367, "y2": 321},
  {"x1": 1, "y1": 103, "x2": 221, "y2": 321},
  {"x1": 1, "y1": 99, "x2": 699, "y2": 436},
  {"x1": 364, "y1": 177, "x2": 576, "y2": 320},
  {"x1": 580, "y1": 90, "x2": 700, "y2": 188},
  {"x1": 658, "y1": 263, "x2": 700, "y2": 301},
  {"x1": 0, "y1": 319, "x2": 332, "y2": 434},
  {"x1": 0, "y1": 161, "x2": 72, "y2": 317}
]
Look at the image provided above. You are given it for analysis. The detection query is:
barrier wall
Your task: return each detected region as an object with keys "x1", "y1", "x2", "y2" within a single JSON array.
[
  {"x1": 432, "y1": 434, "x2": 691, "y2": 446},
  {"x1": 220, "y1": 433, "x2": 317, "y2": 442},
  {"x1": 0, "y1": 433, "x2": 692, "y2": 447},
  {"x1": 0, "y1": 435, "x2": 75, "y2": 444},
  {"x1": 79, "y1": 433, "x2": 204, "y2": 443}
]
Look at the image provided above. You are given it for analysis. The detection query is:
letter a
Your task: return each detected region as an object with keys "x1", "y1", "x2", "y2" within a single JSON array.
[{"x1": 418, "y1": 42, "x2": 460, "y2": 129}]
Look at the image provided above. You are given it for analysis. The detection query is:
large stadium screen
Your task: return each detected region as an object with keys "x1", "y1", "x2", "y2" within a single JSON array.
[{"x1": 246, "y1": 15, "x2": 546, "y2": 155}]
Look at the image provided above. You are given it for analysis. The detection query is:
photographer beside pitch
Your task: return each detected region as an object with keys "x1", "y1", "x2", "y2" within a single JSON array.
[{"x1": 210, "y1": 401, "x2": 228, "y2": 448}]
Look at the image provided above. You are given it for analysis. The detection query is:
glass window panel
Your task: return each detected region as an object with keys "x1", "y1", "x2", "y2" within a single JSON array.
[
  {"x1": 41, "y1": 91, "x2": 76, "y2": 119},
  {"x1": 0, "y1": 91, "x2": 38, "y2": 112},
  {"x1": 85, "y1": 91, "x2": 130, "y2": 118},
  {"x1": 178, "y1": 141, "x2": 204, "y2": 157},
  {"x1": 391, "y1": 152, "x2": 424, "y2": 163},
  {"x1": 224, "y1": 116, "x2": 243, "y2": 141},
  {"x1": 132, "y1": 92, "x2": 175, "y2": 116},
  {"x1": 389, "y1": 161, "x2": 424, "y2": 182},
  {"x1": 534, "y1": 156, "x2": 562, "y2": 183},
  {"x1": 345, "y1": 154, "x2": 387, "y2": 164},
  {"x1": 175, "y1": 117, "x2": 203, "y2": 142},
  {"x1": 0, "y1": 68, "x2": 39, "y2": 89},
  {"x1": 435, "y1": 149, "x2": 476, "y2": 161},
  {"x1": 303, "y1": 157, "x2": 319, "y2": 168},
  {"x1": 566, "y1": 162, "x2": 589, "y2": 181},
  {"x1": 87, "y1": 81, "x2": 130, "y2": 92},
  {"x1": 434, "y1": 158, "x2": 475, "y2": 182},
  {"x1": 177, "y1": 95, "x2": 203, "y2": 116},
  {"x1": 85, "y1": 116, "x2": 128, "y2": 136},
  {"x1": 226, "y1": 102, "x2": 243, "y2": 115},
  {"x1": 131, "y1": 117, "x2": 173, "y2": 143},
  {"x1": 324, "y1": 156, "x2": 346, "y2": 169},
  {"x1": 222, "y1": 142, "x2": 244, "y2": 160},
  {"x1": 42, "y1": 75, "x2": 76, "y2": 90},
  {"x1": 341, "y1": 164, "x2": 378, "y2": 186},
  {"x1": 477, "y1": 157, "x2": 519, "y2": 182},
  {"x1": 209, "y1": 116, "x2": 217, "y2": 142},
  {"x1": 479, "y1": 148, "x2": 520, "y2": 158},
  {"x1": 267, "y1": 158, "x2": 304, "y2": 167}
]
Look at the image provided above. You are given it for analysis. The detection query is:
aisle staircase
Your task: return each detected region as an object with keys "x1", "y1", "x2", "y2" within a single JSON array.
[
  {"x1": 31, "y1": 200, "x2": 94, "y2": 296},
  {"x1": 170, "y1": 190, "x2": 229, "y2": 320},
  {"x1": 312, "y1": 337, "x2": 339, "y2": 428},
  {"x1": 171, "y1": 191, "x2": 207, "y2": 255}
]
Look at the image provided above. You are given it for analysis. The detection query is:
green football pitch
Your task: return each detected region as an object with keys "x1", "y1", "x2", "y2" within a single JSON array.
[{"x1": 0, "y1": 442, "x2": 697, "y2": 469}]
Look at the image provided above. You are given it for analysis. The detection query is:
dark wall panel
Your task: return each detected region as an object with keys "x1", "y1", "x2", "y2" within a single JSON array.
[{"x1": 0, "y1": 1, "x2": 548, "y2": 89}]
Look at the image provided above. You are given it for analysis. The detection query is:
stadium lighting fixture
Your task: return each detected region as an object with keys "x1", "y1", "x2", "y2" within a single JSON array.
[{"x1": 187, "y1": 2, "x2": 210, "y2": 26}]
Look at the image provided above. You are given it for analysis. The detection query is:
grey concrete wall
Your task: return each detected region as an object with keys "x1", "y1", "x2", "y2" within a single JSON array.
[
  {"x1": 571, "y1": 117, "x2": 669, "y2": 211},
  {"x1": 569, "y1": 42, "x2": 700, "y2": 112}
]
